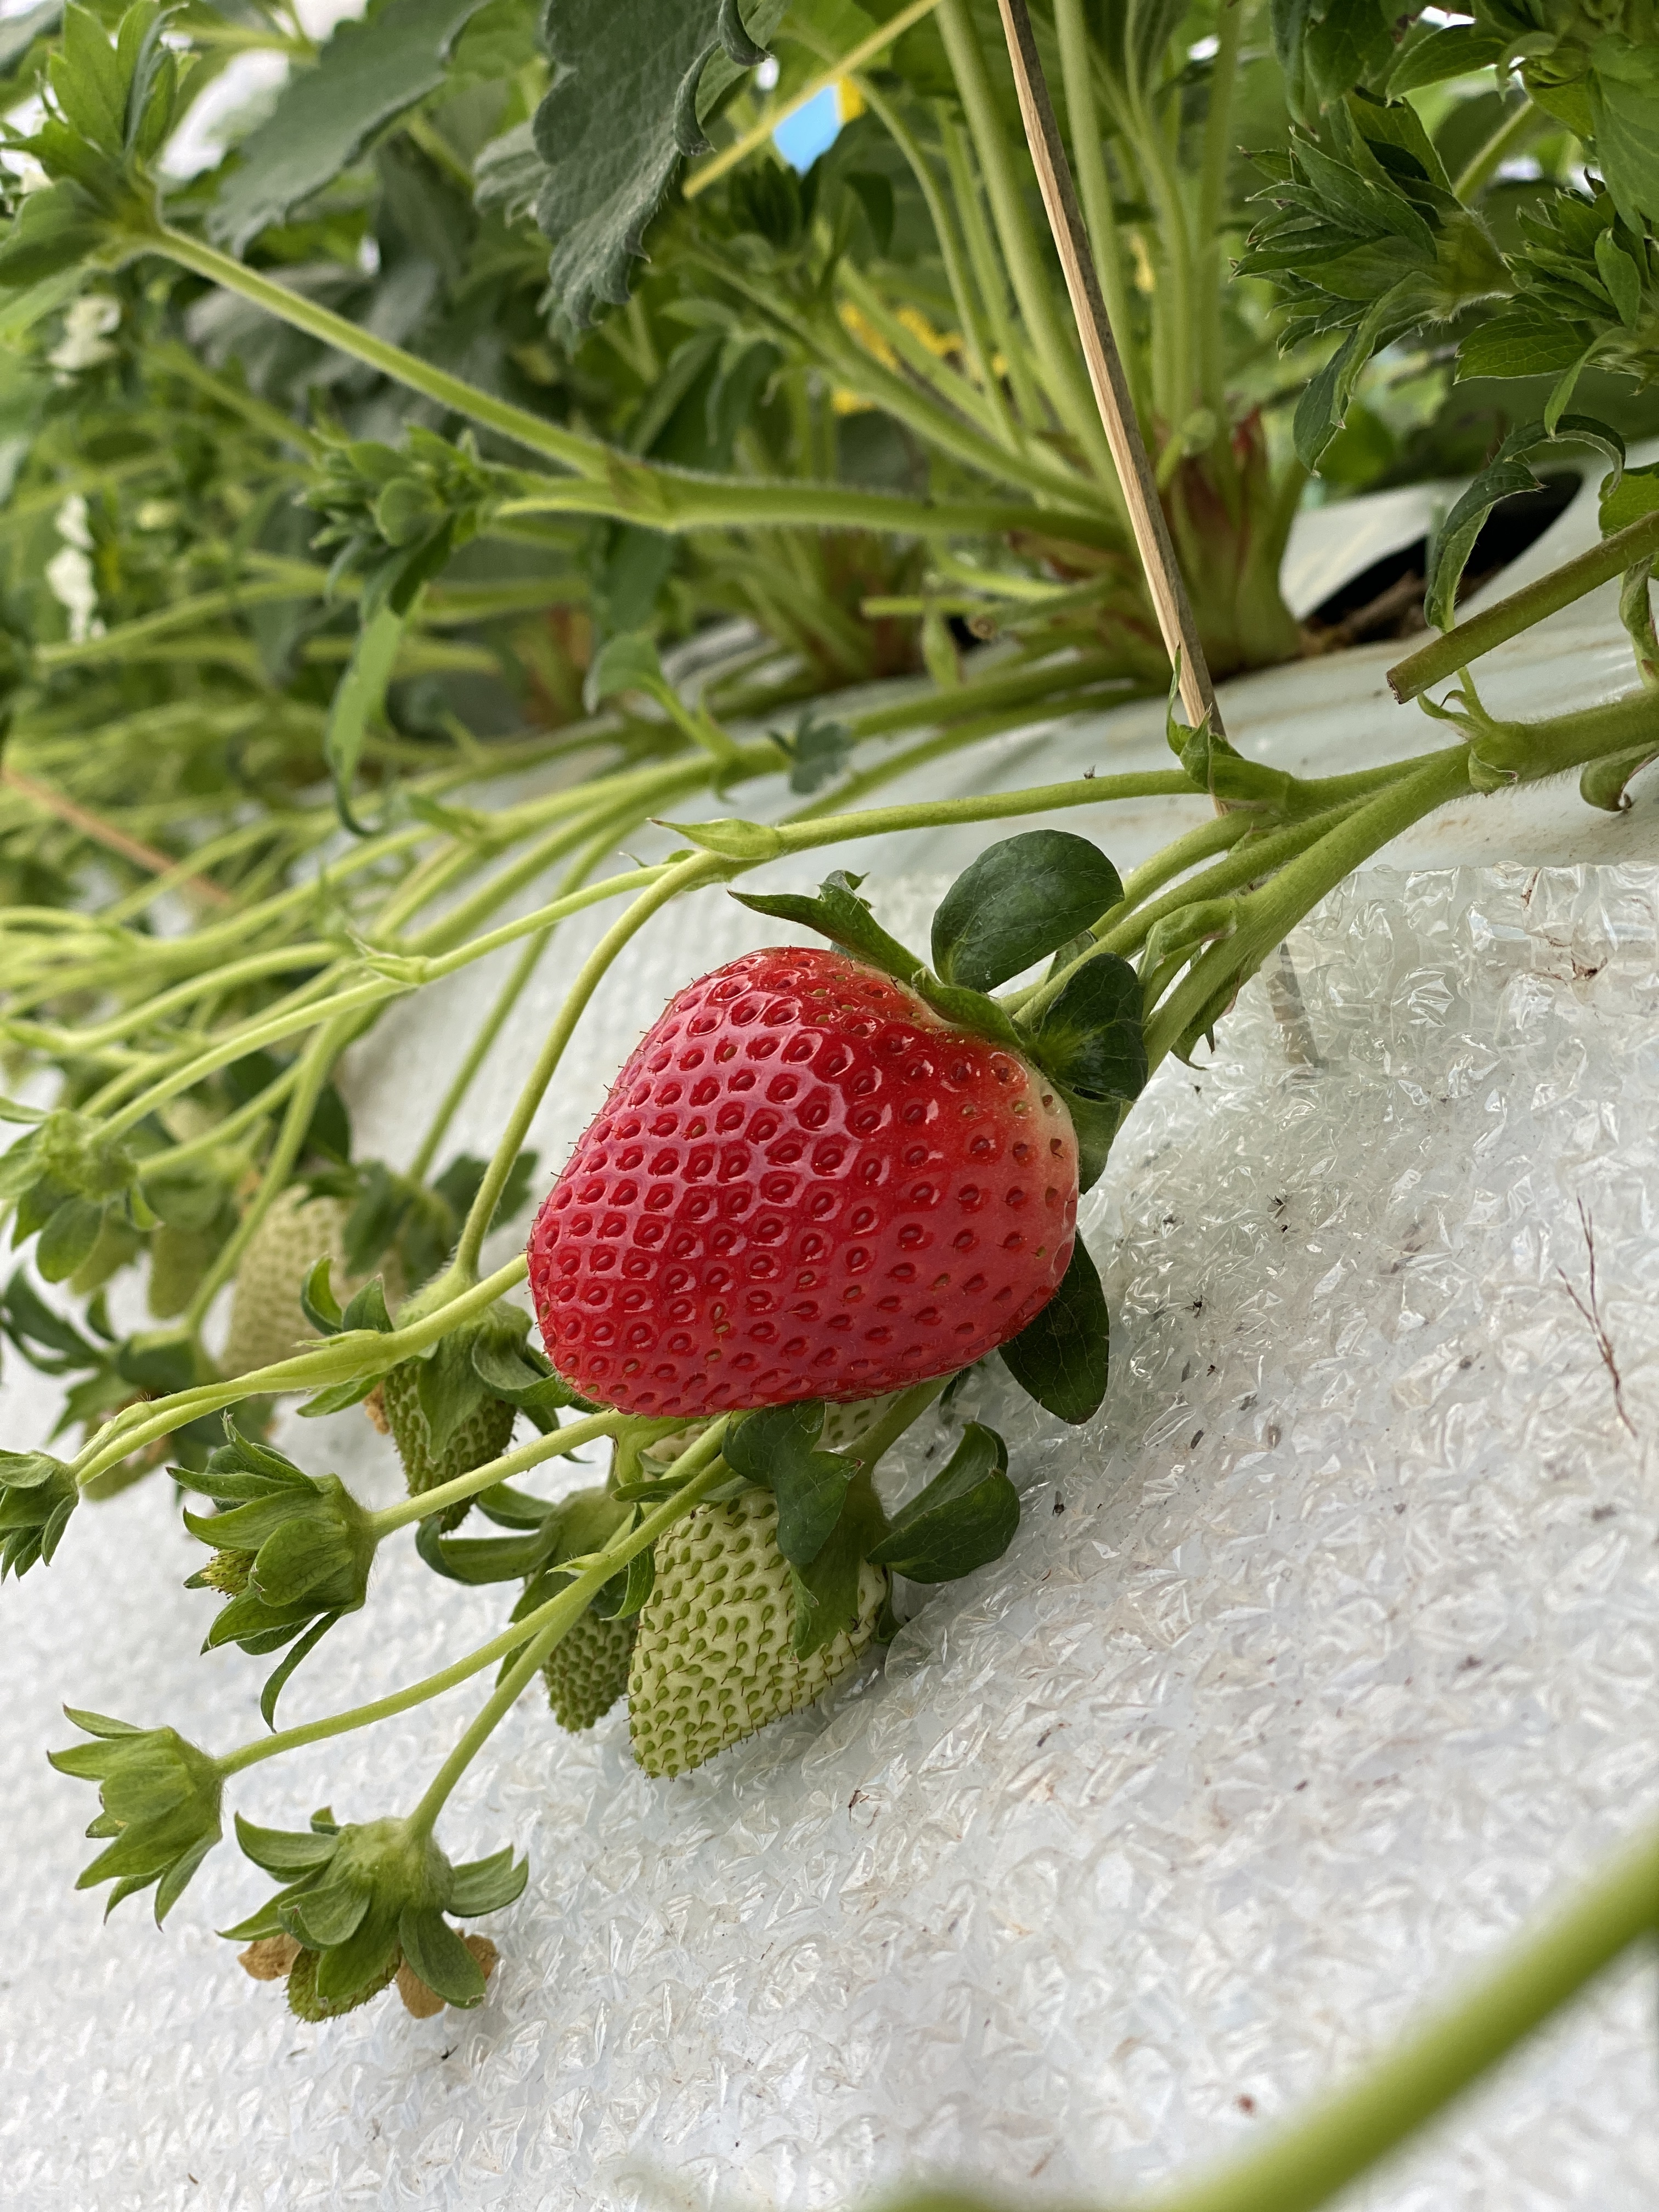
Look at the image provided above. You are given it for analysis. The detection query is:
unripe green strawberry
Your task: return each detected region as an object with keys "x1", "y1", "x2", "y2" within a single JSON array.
[
  {"x1": 544, "y1": 1606, "x2": 636, "y2": 1731},
  {"x1": 379, "y1": 1359, "x2": 515, "y2": 1532},
  {"x1": 628, "y1": 1488, "x2": 886, "y2": 1778},
  {"x1": 223, "y1": 1188, "x2": 351, "y2": 1376},
  {"x1": 148, "y1": 1223, "x2": 216, "y2": 1319},
  {"x1": 286, "y1": 1943, "x2": 399, "y2": 2022}
]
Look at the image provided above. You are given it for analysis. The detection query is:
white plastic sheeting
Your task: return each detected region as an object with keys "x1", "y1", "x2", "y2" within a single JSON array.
[{"x1": 4, "y1": 854, "x2": 1658, "y2": 2211}]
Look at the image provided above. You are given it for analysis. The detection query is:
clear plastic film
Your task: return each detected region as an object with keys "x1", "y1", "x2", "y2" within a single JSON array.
[{"x1": 3, "y1": 862, "x2": 1658, "y2": 2210}]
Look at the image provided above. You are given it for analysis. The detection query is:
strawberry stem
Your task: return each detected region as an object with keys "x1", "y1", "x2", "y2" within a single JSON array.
[{"x1": 403, "y1": 1425, "x2": 733, "y2": 1839}]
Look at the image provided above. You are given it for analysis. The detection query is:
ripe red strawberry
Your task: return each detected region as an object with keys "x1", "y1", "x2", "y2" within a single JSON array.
[{"x1": 527, "y1": 946, "x2": 1078, "y2": 1418}]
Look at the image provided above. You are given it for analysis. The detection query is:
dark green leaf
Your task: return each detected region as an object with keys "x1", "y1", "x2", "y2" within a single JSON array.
[
  {"x1": 591, "y1": 1536, "x2": 655, "y2": 1620},
  {"x1": 1387, "y1": 25, "x2": 1506, "y2": 97},
  {"x1": 1425, "y1": 415, "x2": 1625, "y2": 629},
  {"x1": 340, "y1": 1277, "x2": 393, "y2": 1335},
  {"x1": 1600, "y1": 459, "x2": 1659, "y2": 535},
  {"x1": 867, "y1": 1422, "x2": 1019, "y2": 1584},
  {"x1": 210, "y1": 0, "x2": 491, "y2": 252},
  {"x1": 259, "y1": 1612, "x2": 342, "y2": 1729},
  {"x1": 1455, "y1": 308, "x2": 1592, "y2": 383},
  {"x1": 1023, "y1": 955, "x2": 1147, "y2": 1107},
  {"x1": 789, "y1": 1476, "x2": 884, "y2": 1661},
  {"x1": 932, "y1": 832, "x2": 1123, "y2": 992},
  {"x1": 724, "y1": 1401, "x2": 850, "y2": 1567},
  {"x1": 1000, "y1": 1235, "x2": 1108, "y2": 1425},
  {"x1": 284, "y1": 1871, "x2": 370, "y2": 1950},
  {"x1": 296, "y1": 1372, "x2": 383, "y2": 1418}
]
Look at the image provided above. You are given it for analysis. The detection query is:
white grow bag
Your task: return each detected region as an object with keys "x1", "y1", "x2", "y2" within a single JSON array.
[{"x1": 3, "y1": 476, "x2": 1658, "y2": 2211}]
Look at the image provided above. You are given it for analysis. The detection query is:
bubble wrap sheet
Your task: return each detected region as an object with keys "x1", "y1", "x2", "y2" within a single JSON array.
[{"x1": 5, "y1": 862, "x2": 1659, "y2": 2212}]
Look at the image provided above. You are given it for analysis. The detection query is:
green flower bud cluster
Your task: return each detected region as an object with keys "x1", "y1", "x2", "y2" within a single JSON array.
[
  {"x1": 0, "y1": 1448, "x2": 77, "y2": 1578},
  {"x1": 48, "y1": 1708, "x2": 223, "y2": 1921},
  {"x1": 223, "y1": 1809, "x2": 526, "y2": 2019},
  {"x1": 179, "y1": 1420, "x2": 375, "y2": 1656},
  {"x1": 0, "y1": 1107, "x2": 139, "y2": 1285},
  {"x1": 304, "y1": 425, "x2": 506, "y2": 618}
]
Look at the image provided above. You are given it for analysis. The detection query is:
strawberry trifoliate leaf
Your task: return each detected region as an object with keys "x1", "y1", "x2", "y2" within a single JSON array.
[
  {"x1": 209, "y1": 0, "x2": 492, "y2": 254},
  {"x1": 532, "y1": 0, "x2": 786, "y2": 329}
]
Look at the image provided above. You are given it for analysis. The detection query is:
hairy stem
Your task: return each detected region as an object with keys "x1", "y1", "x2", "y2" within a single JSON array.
[
  {"x1": 1146, "y1": 1820, "x2": 1659, "y2": 2212},
  {"x1": 405, "y1": 1426, "x2": 731, "y2": 1835},
  {"x1": 1388, "y1": 509, "x2": 1659, "y2": 700}
]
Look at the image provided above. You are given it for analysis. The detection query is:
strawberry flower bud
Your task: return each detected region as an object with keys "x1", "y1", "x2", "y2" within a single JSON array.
[
  {"x1": 223, "y1": 1809, "x2": 526, "y2": 2020},
  {"x1": 48, "y1": 1708, "x2": 223, "y2": 1921},
  {"x1": 179, "y1": 1419, "x2": 374, "y2": 1656},
  {"x1": 0, "y1": 1448, "x2": 77, "y2": 1577}
]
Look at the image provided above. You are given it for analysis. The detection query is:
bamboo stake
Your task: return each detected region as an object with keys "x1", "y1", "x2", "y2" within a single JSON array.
[{"x1": 992, "y1": 0, "x2": 1222, "y2": 738}]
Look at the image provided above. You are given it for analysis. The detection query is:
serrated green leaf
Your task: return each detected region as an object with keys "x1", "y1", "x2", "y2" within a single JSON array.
[
  {"x1": 932, "y1": 832, "x2": 1123, "y2": 993},
  {"x1": 533, "y1": 0, "x2": 782, "y2": 329},
  {"x1": 1000, "y1": 1234, "x2": 1108, "y2": 1426},
  {"x1": 1387, "y1": 25, "x2": 1506, "y2": 97},
  {"x1": 1455, "y1": 307, "x2": 1592, "y2": 382},
  {"x1": 210, "y1": 0, "x2": 490, "y2": 253}
]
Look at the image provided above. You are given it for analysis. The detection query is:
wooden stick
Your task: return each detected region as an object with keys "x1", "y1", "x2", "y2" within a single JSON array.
[
  {"x1": 992, "y1": 0, "x2": 1222, "y2": 738},
  {"x1": 1, "y1": 765, "x2": 233, "y2": 905}
]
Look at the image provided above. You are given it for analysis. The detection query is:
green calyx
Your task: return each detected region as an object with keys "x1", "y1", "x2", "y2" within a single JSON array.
[
  {"x1": 224, "y1": 1807, "x2": 526, "y2": 2017},
  {"x1": 178, "y1": 1418, "x2": 375, "y2": 1657},
  {"x1": 735, "y1": 834, "x2": 1149, "y2": 1193},
  {"x1": 0, "y1": 1448, "x2": 78, "y2": 1578},
  {"x1": 48, "y1": 1707, "x2": 224, "y2": 1922}
]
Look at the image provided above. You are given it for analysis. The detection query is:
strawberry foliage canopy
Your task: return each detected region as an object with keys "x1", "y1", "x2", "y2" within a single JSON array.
[{"x1": 0, "y1": 0, "x2": 1656, "y2": 2199}]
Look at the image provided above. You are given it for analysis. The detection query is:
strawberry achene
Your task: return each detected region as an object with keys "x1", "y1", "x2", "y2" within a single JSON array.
[{"x1": 528, "y1": 947, "x2": 1079, "y2": 1417}]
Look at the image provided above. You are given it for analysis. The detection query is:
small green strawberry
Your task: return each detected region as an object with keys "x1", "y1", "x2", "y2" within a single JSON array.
[
  {"x1": 628, "y1": 1488, "x2": 887, "y2": 1779},
  {"x1": 223, "y1": 1188, "x2": 352, "y2": 1376},
  {"x1": 544, "y1": 1606, "x2": 636, "y2": 1732},
  {"x1": 379, "y1": 1361, "x2": 515, "y2": 1533},
  {"x1": 286, "y1": 1943, "x2": 400, "y2": 2022}
]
